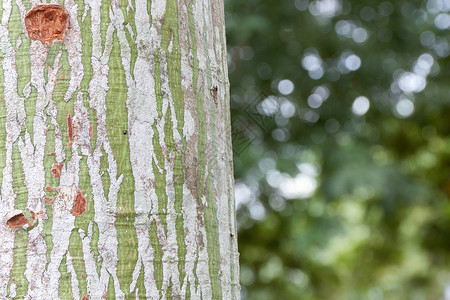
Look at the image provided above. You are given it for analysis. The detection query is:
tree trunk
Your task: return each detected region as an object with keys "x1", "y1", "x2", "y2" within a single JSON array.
[{"x1": 0, "y1": 0, "x2": 239, "y2": 298}]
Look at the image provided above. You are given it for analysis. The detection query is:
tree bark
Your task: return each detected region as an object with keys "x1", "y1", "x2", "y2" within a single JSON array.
[{"x1": 0, "y1": 0, "x2": 239, "y2": 298}]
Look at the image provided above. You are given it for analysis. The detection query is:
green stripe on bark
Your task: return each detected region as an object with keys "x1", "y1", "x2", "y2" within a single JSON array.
[
  {"x1": 150, "y1": 220, "x2": 163, "y2": 296},
  {"x1": 100, "y1": 0, "x2": 110, "y2": 46},
  {"x1": 174, "y1": 153, "x2": 186, "y2": 286},
  {"x1": 77, "y1": 1, "x2": 93, "y2": 95},
  {"x1": 135, "y1": 263, "x2": 146, "y2": 298},
  {"x1": 10, "y1": 1, "x2": 30, "y2": 101},
  {"x1": 167, "y1": 279, "x2": 173, "y2": 300},
  {"x1": 162, "y1": 0, "x2": 183, "y2": 133},
  {"x1": 76, "y1": 7, "x2": 97, "y2": 152},
  {"x1": 185, "y1": 278, "x2": 191, "y2": 299},
  {"x1": 90, "y1": 221, "x2": 101, "y2": 277},
  {"x1": 205, "y1": 170, "x2": 223, "y2": 300},
  {"x1": 107, "y1": 275, "x2": 115, "y2": 299},
  {"x1": 58, "y1": 253, "x2": 74, "y2": 298},
  {"x1": 55, "y1": 45, "x2": 71, "y2": 101},
  {"x1": 74, "y1": 149, "x2": 94, "y2": 232},
  {"x1": 69, "y1": 228, "x2": 88, "y2": 297},
  {"x1": 12, "y1": 144, "x2": 27, "y2": 211}
]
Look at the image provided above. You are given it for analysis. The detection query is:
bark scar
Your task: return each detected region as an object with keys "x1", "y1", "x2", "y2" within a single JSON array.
[
  {"x1": 6, "y1": 211, "x2": 36, "y2": 228},
  {"x1": 70, "y1": 190, "x2": 87, "y2": 216},
  {"x1": 25, "y1": 4, "x2": 69, "y2": 45},
  {"x1": 67, "y1": 113, "x2": 73, "y2": 147}
]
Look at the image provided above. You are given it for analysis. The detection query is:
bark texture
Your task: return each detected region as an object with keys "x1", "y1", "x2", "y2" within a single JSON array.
[{"x1": 0, "y1": 0, "x2": 239, "y2": 298}]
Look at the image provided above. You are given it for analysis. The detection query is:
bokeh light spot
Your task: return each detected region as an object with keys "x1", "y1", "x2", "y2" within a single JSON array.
[
  {"x1": 278, "y1": 79, "x2": 295, "y2": 95},
  {"x1": 345, "y1": 54, "x2": 362, "y2": 71},
  {"x1": 352, "y1": 96, "x2": 370, "y2": 115},
  {"x1": 395, "y1": 98, "x2": 415, "y2": 118}
]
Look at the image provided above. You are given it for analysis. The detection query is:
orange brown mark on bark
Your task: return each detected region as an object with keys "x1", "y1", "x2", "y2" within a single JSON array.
[
  {"x1": 44, "y1": 197, "x2": 55, "y2": 203},
  {"x1": 82, "y1": 296, "x2": 89, "y2": 300},
  {"x1": 25, "y1": 5, "x2": 69, "y2": 45},
  {"x1": 51, "y1": 163, "x2": 63, "y2": 178},
  {"x1": 46, "y1": 186, "x2": 57, "y2": 192},
  {"x1": 89, "y1": 124, "x2": 94, "y2": 140},
  {"x1": 70, "y1": 190, "x2": 87, "y2": 216},
  {"x1": 67, "y1": 113, "x2": 73, "y2": 148},
  {"x1": 7, "y1": 211, "x2": 36, "y2": 228}
]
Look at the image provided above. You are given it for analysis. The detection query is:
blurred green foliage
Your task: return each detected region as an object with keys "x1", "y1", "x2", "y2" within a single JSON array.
[{"x1": 225, "y1": 0, "x2": 450, "y2": 299}]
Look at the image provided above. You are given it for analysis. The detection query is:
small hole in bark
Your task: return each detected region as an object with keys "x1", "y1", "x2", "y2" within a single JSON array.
[
  {"x1": 123, "y1": 130, "x2": 127, "y2": 135},
  {"x1": 25, "y1": 5, "x2": 69, "y2": 44}
]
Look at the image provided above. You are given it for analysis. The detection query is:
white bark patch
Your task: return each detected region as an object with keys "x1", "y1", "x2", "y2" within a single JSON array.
[
  {"x1": 151, "y1": 0, "x2": 166, "y2": 22},
  {"x1": 181, "y1": 188, "x2": 212, "y2": 299},
  {"x1": 9, "y1": 280, "x2": 16, "y2": 297},
  {"x1": 24, "y1": 222, "x2": 48, "y2": 298},
  {"x1": 183, "y1": 110, "x2": 195, "y2": 141},
  {"x1": 15, "y1": 36, "x2": 21, "y2": 50},
  {"x1": 79, "y1": 225, "x2": 105, "y2": 298}
]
